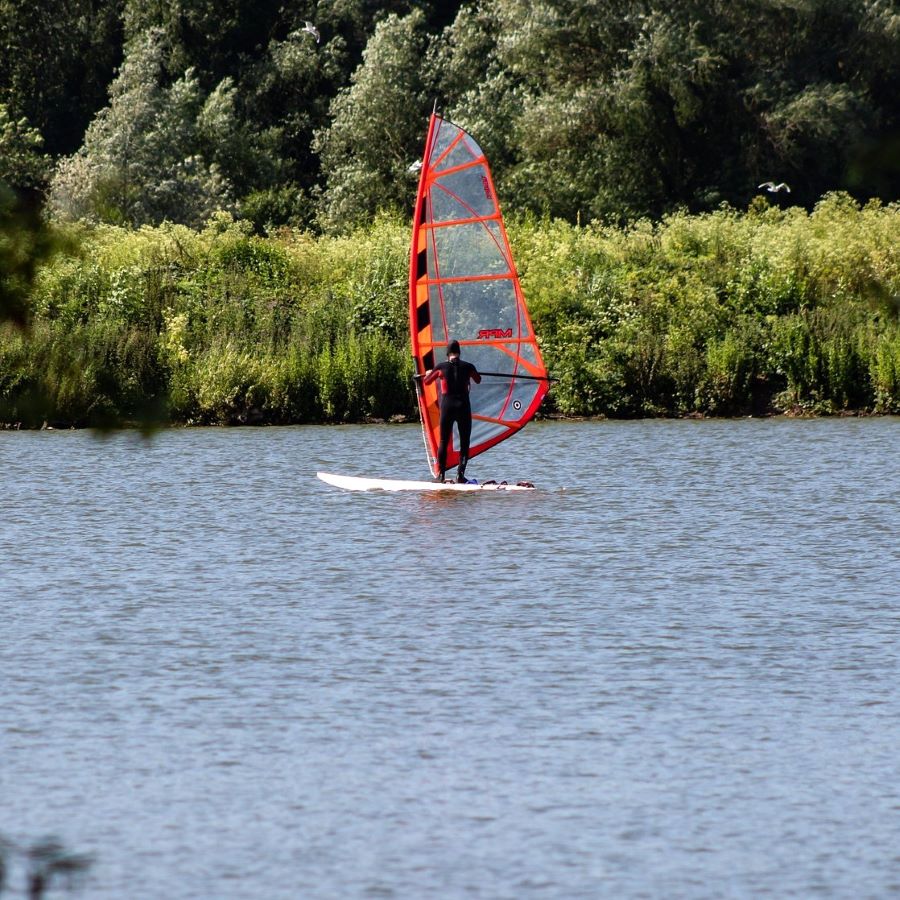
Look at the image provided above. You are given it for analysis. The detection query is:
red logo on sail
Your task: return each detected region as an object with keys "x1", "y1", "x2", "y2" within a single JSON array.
[{"x1": 478, "y1": 328, "x2": 513, "y2": 340}]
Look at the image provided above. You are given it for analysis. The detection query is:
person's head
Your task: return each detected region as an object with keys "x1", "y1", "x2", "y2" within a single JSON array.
[{"x1": 447, "y1": 339, "x2": 460, "y2": 358}]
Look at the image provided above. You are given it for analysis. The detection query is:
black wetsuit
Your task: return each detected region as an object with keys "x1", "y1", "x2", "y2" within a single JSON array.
[{"x1": 432, "y1": 358, "x2": 479, "y2": 476}]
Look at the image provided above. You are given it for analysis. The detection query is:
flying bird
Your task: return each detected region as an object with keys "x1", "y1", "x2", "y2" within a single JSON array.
[
  {"x1": 407, "y1": 160, "x2": 423, "y2": 173},
  {"x1": 302, "y1": 20, "x2": 320, "y2": 43},
  {"x1": 758, "y1": 181, "x2": 790, "y2": 193}
]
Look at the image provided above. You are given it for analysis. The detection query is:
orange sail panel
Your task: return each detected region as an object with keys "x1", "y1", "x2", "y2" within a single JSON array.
[{"x1": 409, "y1": 115, "x2": 549, "y2": 476}]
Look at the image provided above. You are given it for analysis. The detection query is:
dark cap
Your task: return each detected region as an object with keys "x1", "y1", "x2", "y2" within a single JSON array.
[{"x1": 447, "y1": 340, "x2": 460, "y2": 356}]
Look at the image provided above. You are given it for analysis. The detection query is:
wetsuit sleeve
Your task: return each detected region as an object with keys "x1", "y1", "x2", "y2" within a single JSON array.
[{"x1": 423, "y1": 367, "x2": 440, "y2": 385}]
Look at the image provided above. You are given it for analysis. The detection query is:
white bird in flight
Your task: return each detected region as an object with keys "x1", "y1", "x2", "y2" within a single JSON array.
[
  {"x1": 407, "y1": 160, "x2": 423, "y2": 173},
  {"x1": 758, "y1": 181, "x2": 790, "y2": 193},
  {"x1": 302, "y1": 20, "x2": 320, "y2": 43}
]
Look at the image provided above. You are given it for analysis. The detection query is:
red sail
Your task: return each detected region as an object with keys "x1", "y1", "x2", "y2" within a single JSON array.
[{"x1": 409, "y1": 115, "x2": 549, "y2": 476}]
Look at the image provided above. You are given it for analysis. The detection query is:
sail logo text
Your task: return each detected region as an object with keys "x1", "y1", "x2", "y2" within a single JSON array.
[
  {"x1": 478, "y1": 328, "x2": 513, "y2": 340},
  {"x1": 481, "y1": 176, "x2": 492, "y2": 200}
]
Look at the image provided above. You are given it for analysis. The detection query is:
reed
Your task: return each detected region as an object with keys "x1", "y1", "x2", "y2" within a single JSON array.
[
  {"x1": 2, "y1": 194, "x2": 898, "y2": 427},
  {"x1": 513, "y1": 194, "x2": 900, "y2": 417}
]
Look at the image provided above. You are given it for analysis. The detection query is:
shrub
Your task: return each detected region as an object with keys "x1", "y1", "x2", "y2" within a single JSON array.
[{"x1": 3, "y1": 194, "x2": 899, "y2": 426}]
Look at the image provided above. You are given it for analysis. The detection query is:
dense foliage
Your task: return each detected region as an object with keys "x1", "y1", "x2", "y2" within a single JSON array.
[
  {"x1": 1, "y1": 0, "x2": 899, "y2": 228},
  {"x1": 2, "y1": 2, "x2": 899, "y2": 426},
  {"x1": 0, "y1": 213, "x2": 414, "y2": 427},
  {"x1": 2, "y1": 196, "x2": 898, "y2": 428}
]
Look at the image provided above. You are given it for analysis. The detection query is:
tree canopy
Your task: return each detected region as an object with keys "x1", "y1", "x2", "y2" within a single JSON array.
[{"x1": 0, "y1": 0, "x2": 898, "y2": 230}]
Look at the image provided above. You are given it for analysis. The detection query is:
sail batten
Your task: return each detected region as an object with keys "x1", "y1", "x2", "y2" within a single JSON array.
[
  {"x1": 409, "y1": 114, "x2": 549, "y2": 477},
  {"x1": 422, "y1": 214, "x2": 503, "y2": 230}
]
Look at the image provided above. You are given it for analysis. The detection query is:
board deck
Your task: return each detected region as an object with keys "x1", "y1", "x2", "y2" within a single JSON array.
[{"x1": 316, "y1": 472, "x2": 534, "y2": 492}]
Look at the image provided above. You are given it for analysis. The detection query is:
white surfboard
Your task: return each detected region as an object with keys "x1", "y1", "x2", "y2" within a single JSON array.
[{"x1": 316, "y1": 472, "x2": 535, "y2": 492}]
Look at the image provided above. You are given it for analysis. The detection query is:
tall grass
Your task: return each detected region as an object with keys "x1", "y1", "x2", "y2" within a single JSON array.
[
  {"x1": 2, "y1": 194, "x2": 899, "y2": 427},
  {"x1": 3, "y1": 213, "x2": 415, "y2": 426},
  {"x1": 514, "y1": 193, "x2": 900, "y2": 416}
]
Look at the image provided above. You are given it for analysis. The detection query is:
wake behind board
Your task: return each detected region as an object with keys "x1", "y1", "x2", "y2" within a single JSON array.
[{"x1": 317, "y1": 472, "x2": 534, "y2": 492}]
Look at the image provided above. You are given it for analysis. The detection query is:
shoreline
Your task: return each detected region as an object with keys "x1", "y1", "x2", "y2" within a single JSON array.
[{"x1": 3, "y1": 406, "x2": 895, "y2": 432}]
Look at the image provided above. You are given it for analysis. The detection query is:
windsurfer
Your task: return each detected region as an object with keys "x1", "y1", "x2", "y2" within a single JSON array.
[{"x1": 423, "y1": 340, "x2": 481, "y2": 482}]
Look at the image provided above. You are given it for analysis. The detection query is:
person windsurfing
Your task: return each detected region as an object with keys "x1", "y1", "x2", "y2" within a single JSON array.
[{"x1": 423, "y1": 339, "x2": 481, "y2": 483}]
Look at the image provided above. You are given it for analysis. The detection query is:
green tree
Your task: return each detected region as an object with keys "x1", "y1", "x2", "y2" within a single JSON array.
[
  {"x1": 48, "y1": 28, "x2": 234, "y2": 227},
  {"x1": 0, "y1": 105, "x2": 51, "y2": 190},
  {"x1": 429, "y1": 0, "x2": 521, "y2": 182},
  {"x1": 315, "y1": 10, "x2": 435, "y2": 230},
  {"x1": 0, "y1": 0, "x2": 123, "y2": 156},
  {"x1": 123, "y1": 0, "x2": 282, "y2": 85},
  {"x1": 118, "y1": 0, "x2": 460, "y2": 227},
  {"x1": 431, "y1": 0, "x2": 900, "y2": 222}
]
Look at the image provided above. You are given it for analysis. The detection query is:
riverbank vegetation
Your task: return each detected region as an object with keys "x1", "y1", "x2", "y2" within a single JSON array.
[
  {"x1": 2, "y1": 194, "x2": 898, "y2": 427},
  {"x1": 2, "y1": 1, "x2": 899, "y2": 227},
  {"x1": 2, "y1": 2, "x2": 899, "y2": 426}
]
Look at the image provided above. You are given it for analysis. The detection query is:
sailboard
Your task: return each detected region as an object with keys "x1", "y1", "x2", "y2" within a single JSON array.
[
  {"x1": 316, "y1": 472, "x2": 534, "y2": 492},
  {"x1": 409, "y1": 113, "x2": 550, "y2": 477}
]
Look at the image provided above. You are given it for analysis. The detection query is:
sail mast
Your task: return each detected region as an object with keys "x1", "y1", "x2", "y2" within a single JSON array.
[{"x1": 409, "y1": 113, "x2": 441, "y2": 473}]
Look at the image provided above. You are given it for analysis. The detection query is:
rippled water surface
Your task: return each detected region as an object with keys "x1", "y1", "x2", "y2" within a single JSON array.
[{"x1": 3, "y1": 419, "x2": 900, "y2": 898}]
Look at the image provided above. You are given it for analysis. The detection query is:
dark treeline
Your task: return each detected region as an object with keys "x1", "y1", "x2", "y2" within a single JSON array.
[{"x1": 2, "y1": 0, "x2": 899, "y2": 232}]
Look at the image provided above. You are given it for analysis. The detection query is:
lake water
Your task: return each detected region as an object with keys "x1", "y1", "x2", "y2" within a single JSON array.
[{"x1": 2, "y1": 418, "x2": 899, "y2": 898}]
